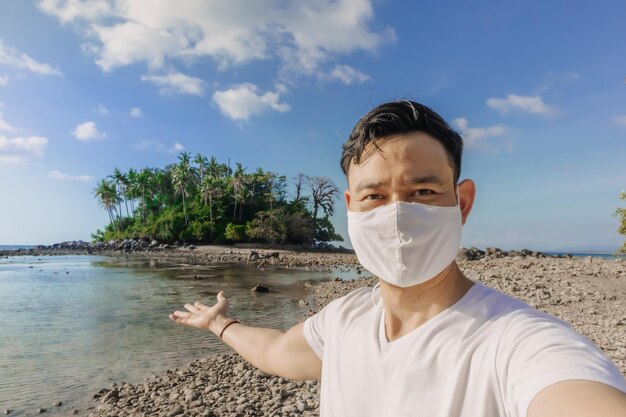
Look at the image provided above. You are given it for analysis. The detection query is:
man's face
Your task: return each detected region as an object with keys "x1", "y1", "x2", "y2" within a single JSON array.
[{"x1": 345, "y1": 132, "x2": 458, "y2": 212}]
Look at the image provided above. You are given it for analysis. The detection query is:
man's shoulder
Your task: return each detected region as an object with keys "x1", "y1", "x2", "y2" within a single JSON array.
[
  {"x1": 327, "y1": 285, "x2": 374, "y2": 309},
  {"x1": 467, "y1": 282, "x2": 584, "y2": 349},
  {"x1": 464, "y1": 281, "x2": 571, "y2": 331},
  {"x1": 314, "y1": 285, "x2": 377, "y2": 321}
]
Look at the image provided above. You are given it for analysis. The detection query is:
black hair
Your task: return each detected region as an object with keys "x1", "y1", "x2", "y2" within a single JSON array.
[{"x1": 340, "y1": 100, "x2": 464, "y2": 183}]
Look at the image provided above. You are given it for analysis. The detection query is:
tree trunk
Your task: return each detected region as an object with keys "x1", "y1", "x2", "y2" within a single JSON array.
[
  {"x1": 142, "y1": 188, "x2": 147, "y2": 222},
  {"x1": 209, "y1": 196, "x2": 213, "y2": 242},
  {"x1": 182, "y1": 192, "x2": 188, "y2": 225}
]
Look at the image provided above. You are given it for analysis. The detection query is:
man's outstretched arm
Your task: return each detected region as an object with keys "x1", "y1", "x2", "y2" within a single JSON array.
[
  {"x1": 528, "y1": 380, "x2": 626, "y2": 417},
  {"x1": 169, "y1": 291, "x2": 321, "y2": 381}
]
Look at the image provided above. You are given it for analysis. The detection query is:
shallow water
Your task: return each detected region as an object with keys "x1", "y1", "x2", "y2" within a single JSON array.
[{"x1": 0, "y1": 255, "x2": 347, "y2": 415}]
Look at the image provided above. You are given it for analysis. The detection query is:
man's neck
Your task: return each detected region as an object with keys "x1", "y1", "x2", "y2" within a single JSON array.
[{"x1": 379, "y1": 262, "x2": 474, "y2": 342}]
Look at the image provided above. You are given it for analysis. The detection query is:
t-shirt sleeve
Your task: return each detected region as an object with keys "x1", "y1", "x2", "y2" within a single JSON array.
[
  {"x1": 303, "y1": 304, "x2": 329, "y2": 360},
  {"x1": 496, "y1": 310, "x2": 626, "y2": 417}
]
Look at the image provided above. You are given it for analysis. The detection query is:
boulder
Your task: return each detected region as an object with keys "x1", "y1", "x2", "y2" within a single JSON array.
[
  {"x1": 251, "y1": 283, "x2": 270, "y2": 293},
  {"x1": 456, "y1": 248, "x2": 474, "y2": 262}
]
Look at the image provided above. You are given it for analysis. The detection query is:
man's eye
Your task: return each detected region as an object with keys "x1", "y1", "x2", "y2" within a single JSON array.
[
  {"x1": 364, "y1": 194, "x2": 383, "y2": 200},
  {"x1": 414, "y1": 189, "x2": 434, "y2": 196}
]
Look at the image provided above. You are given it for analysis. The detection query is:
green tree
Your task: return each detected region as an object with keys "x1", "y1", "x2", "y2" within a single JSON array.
[
  {"x1": 194, "y1": 153, "x2": 208, "y2": 184},
  {"x1": 172, "y1": 152, "x2": 192, "y2": 225},
  {"x1": 225, "y1": 223, "x2": 247, "y2": 242},
  {"x1": 200, "y1": 176, "x2": 223, "y2": 241},
  {"x1": 246, "y1": 208, "x2": 288, "y2": 244},
  {"x1": 230, "y1": 163, "x2": 246, "y2": 222},
  {"x1": 314, "y1": 215, "x2": 344, "y2": 243},
  {"x1": 92, "y1": 153, "x2": 343, "y2": 246},
  {"x1": 137, "y1": 168, "x2": 152, "y2": 221},
  {"x1": 94, "y1": 179, "x2": 121, "y2": 231},
  {"x1": 108, "y1": 168, "x2": 127, "y2": 221},
  {"x1": 616, "y1": 191, "x2": 626, "y2": 254}
]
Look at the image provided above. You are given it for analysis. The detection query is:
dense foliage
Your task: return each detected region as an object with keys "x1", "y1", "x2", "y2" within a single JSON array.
[
  {"x1": 617, "y1": 191, "x2": 626, "y2": 254},
  {"x1": 92, "y1": 152, "x2": 343, "y2": 245}
]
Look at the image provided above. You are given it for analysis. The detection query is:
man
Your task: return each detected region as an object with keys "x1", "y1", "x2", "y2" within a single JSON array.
[{"x1": 170, "y1": 101, "x2": 626, "y2": 416}]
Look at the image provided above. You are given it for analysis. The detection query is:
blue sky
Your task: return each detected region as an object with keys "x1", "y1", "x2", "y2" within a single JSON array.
[{"x1": 0, "y1": 0, "x2": 625, "y2": 252}]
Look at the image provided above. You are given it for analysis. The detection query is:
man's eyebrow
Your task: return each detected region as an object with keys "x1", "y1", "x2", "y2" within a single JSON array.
[
  {"x1": 354, "y1": 180, "x2": 386, "y2": 193},
  {"x1": 406, "y1": 175, "x2": 446, "y2": 186},
  {"x1": 354, "y1": 175, "x2": 445, "y2": 193}
]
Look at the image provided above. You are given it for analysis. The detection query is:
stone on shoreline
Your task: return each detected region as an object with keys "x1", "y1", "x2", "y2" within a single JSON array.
[{"x1": 251, "y1": 283, "x2": 270, "y2": 293}]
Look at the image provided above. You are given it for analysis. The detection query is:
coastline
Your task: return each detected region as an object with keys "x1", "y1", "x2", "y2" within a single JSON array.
[
  {"x1": 0, "y1": 242, "x2": 362, "y2": 272},
  {"x1": 2, "y1": 246, "x2": 626, "y2": 416}
]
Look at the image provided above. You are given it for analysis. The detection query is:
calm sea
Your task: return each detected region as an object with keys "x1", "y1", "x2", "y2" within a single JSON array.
[
  {"x1": 0, "y1": 255, "x2": 350, "y2": 416},
  {"x1": 0, "y1": 245, "x2": 34, "y2": 251}
]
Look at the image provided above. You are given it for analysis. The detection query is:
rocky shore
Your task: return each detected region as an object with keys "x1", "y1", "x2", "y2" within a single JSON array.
[
  {"x1": 3, "y1": 246, "x2": 625, "y2": 417},
  {"x1": 0, "y1": 240, "x2": 361, "y2": 271},
  {"x1": 72, "y1": 255, "x2": 626, "y2": 417}
]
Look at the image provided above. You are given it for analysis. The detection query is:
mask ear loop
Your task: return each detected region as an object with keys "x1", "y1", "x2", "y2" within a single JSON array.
[{"x1": 371, "y1": 282, "x2": 381, "y2": 308}]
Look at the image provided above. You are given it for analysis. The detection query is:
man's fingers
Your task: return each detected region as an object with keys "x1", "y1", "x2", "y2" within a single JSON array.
[
  {"x1": 194, "y1": 301, "x2": 208, "y2": 309},
  {"x1": 168, "y1": 314, "x2": 188, "y2": 325},
  {"x1": 184, "y1": 303, "x2": 199, "y2": 312},
  {"x1": 171, "y1": 310, "x2": 191, "y2": 318},
  {"x1": 217, "y1": 291, "x2": 226, "y2": 303}
]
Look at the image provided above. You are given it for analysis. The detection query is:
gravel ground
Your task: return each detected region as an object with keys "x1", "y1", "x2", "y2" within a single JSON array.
[{"x1": 67, "y1": 255, "x2": 626, "y2": 417}]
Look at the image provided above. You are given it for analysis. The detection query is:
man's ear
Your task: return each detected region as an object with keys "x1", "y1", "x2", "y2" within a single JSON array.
[
  {"x1": 344, "y1": 190, "x2": 351, "y2": 209},
  {"x1": 458, "y1": 179, "x2": 476, "y2": 225}
]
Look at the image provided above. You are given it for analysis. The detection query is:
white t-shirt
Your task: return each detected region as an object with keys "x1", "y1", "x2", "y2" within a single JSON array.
[{"x1": 303, "y1": 280, "x2": 626, "y2": 417}]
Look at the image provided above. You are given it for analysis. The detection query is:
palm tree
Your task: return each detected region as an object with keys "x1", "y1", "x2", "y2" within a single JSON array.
[
  {"x1": 126, "y1": 168, "x2": 138, "y2": 215},
  {"x1": 151, "y1": 168, "x2": 168, "y2": 215},
  {"x1": 200, "y1": 176, "x2": 222, "y2": 241},
  {"x1": 194, "y1": 153, "x2": 208, "y2": 184},
  {"x1": 207, "y1": 156, "x2": 221, "y2": 179},
  {"x1": 230, "y1": 163, "x2": 246, "y2": 222},
  {"x1": 108, "y1": 168, "x2": 127, "y2": 221},
  {"x1": 137, "y1": 168, "x2": 152, "y2": 221},
  {"x1": 172, "y1": 152, "x2": 192, "y2": 225},
  {"x1": 94, "y1": 179, "x2": 121, "y2": 231}
]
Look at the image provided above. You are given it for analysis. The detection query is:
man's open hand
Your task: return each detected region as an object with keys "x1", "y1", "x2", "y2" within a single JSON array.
[{"x1": 169, "y1": 291, "x2": 229, "y2": 333}]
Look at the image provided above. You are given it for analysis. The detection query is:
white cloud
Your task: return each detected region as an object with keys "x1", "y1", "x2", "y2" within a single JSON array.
[
  {"x1": 141, "y1": 72, "x2": 205, "y2": 96},
  {"x1": 38, "y1": 0, "x2": 113, "y2": 23},
  {"x1": 329, "y1": 64, "x2": 370, "y2": 84},
  {"x1": 613, "y1": 115, "x2": 626, "y2": 127},
  {"x1": 487, "y1": 94, "x2": 559, "y2": 117},
  {"x1": 93, "y1": 22, "x2": 188, "y2": 71},
  {"x1": 37, "y1": 0, "x2": 394, "y2": 78},
  {"x1": 49, "y1": 170, "x2": 94, "y2": 182},
  {"x1": 453, "y1": 117, "x2": 507, "y2": 147},
  {"x1": 129, "y1": 107, "x2": 142, "y2": 118},
  {"x1": 0, "y1": 74, "x2": 7, "y2": 86},
  {"x1": 97, "y1": 104, "x2": 109, "y2": 114},
  {"x1": 0, "y1": 134, "x2": 49, "y2": 164},
  {"x1": 212, "y1": 83, "x2": 290, "y2": 121},
  {"x1": 72, "y1": 121, "x2": 106, "y2": 141},
  {"x1": 136, "y1": 140, "x2": 185, "y2": 153},
  {"x1": 0, "y1": 40, "x2": 62, "y2": 76},
  {"x1": 0, "y1": 112, "x2": 15, "y2": 132},
  {"x1": 0, "y1": 154, "x2": 28, "y2": 165}
]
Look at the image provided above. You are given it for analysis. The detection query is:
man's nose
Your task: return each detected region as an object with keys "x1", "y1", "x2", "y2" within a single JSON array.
[{"x1": 387, "y1": 193, "x2": 409, "y2": 204}]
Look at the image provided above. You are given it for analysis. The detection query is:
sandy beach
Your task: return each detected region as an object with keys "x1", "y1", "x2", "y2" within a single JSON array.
[{"x1": 3, "y1": 246, "x2": 626, "y2": 416}]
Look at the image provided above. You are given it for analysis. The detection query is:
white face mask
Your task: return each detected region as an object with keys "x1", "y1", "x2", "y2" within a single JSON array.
[{"x1": 347, "y1": 196, "x2": 462, "y2": 288}]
